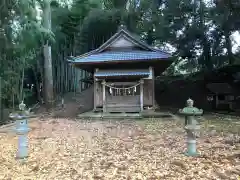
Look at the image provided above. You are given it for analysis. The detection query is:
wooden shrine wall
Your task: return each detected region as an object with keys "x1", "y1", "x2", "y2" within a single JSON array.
[{"x1": 143, "y1": 79, "x2": 153, "y2": 106}]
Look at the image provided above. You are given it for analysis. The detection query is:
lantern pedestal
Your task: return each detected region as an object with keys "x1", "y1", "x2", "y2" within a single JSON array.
[
  {"x1": 184, "y1": 125, "x2": 201, "y2": 156},
  {"x1": 15, "y1": 119, "x2": 30, "y2": 159},
  {"x1": 179, "y1": 98, "x2": 203, "y2": 157},
  {"x1": 16, "y1": 135, "x2": 28, "y2": 159},
  {"x1": 9, "y1": 102, "x2": 35, "y2": 161}
]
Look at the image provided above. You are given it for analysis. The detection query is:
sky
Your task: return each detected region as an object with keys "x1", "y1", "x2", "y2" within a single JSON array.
[{"x1": 232, "y1": 31, "x2": 240, "y2": 53}]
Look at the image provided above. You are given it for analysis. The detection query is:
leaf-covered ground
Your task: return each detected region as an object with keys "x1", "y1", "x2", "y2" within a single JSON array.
[{"x1": 0, "y1": 116, "x2": 239, "y2": 180}]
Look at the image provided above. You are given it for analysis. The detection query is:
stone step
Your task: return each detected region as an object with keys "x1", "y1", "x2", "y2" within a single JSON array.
[{"x1": 77, "y1": 112, "x2": 143, "y2": 120}]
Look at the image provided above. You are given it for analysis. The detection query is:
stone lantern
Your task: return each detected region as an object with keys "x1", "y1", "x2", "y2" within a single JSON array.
[
  {"x1": 9, "y1": 101, "x2": 35, "y2": 160},
  {"x1": 179, "y1": 98, "x2": 203, "y2": 156}
]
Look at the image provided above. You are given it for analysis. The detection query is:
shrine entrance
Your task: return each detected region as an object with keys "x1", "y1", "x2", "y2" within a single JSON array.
[{"x1": 103, "y1": 81, "x2": 143, "y2": 113}]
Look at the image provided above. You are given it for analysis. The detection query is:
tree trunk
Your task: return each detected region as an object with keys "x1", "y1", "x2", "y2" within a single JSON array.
[
  {"x1": 199, "y1": 0, "x2": 213, "y2": 70},
  {"x1": 0, "y1": 77, "x2": 3, "y2": 123},
  {"x1": 43, "y1": 0, "x2": 54, "y2": 107},
  {"x1": 225, "y1": 31, "x2": 234, "y2": 64},
  {"x1": 222, "y1": 3, "x2": 234, "y2": 65},
  {"x1": 32, "y1": 64, "x2": 41, "y2": 103}
]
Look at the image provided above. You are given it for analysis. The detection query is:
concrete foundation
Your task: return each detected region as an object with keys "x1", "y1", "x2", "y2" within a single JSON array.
[{"x1": 77, "y1": 110, "x2": 173, "y2": 120}]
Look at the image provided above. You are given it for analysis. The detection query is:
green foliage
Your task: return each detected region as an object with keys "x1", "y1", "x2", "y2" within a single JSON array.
[
  {"x1": 1, "y1": 0, "x2": 240, "y2": 111},
  {"x1": 0, "y1": 0, "x2": 53, "y2": 109},
  {"x1": 45, "y1": 0, "x2": 240, "y2": 77}
]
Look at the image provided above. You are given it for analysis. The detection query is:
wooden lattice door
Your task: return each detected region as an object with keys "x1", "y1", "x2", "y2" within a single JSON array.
[{"x1": 106, "y1": 83, "x2": 141, "y2": 112}]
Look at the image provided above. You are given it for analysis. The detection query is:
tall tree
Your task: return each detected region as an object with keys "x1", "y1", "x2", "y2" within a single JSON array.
[
  {"x1": 198, "y1": 0, "x2": 212, "y2": 70},
  {"x1": 212, "y1": 0, "x2": 240, "y2": 64},
  {"x1": 42, "y1": 0, "x2": 54, "y2": 106}
]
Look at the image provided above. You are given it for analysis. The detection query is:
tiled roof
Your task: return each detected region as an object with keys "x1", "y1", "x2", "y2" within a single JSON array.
[
  {"x1": 71, "y1": 50, "x2": 170, "y2": 64},
  {"x1": 95, "y1": 69, "x2": 150, "y2": 77}
]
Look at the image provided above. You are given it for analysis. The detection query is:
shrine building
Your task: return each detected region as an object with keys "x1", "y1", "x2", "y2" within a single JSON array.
[{"x1": 68, "y1": 25, "x2": 173, "y2": 113}]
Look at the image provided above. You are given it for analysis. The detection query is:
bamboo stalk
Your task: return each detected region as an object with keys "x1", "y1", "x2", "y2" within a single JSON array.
[
  {"x1": 0, "y1": 77, "x2": 3, "y2": 122},
  {"x1": 80, "y1": 70, "x2": 83, "y2": 92},
  {"x1": 61, "y1": 50, "x2": 64, "y2": 94}
]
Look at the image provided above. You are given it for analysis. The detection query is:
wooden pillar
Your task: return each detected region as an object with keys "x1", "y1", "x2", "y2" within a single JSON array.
[
  {"x1": 215, "y1": 94, "x2": 218, "y2": 109},
  {"x1": 102, "y1": 80, "x2": 106, "y2": 112},
  {"x1": 80, "y1": 70, "x2": 83, "y2": 92},
  {"x1": 94, "y1": 69, "x2": 99, "y2": 110},
  {"x1": 152, "y1": 67, "x2": 155, "y2": 108},
  {"x1": 93, "y1": 77, "x2": 96, "y2": 110},
  {"x1": 140, "y1": 79, "x2": 144, "y2": 111}
]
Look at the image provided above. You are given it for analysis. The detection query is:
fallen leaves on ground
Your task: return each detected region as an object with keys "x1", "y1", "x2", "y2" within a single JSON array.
[{"x1": 0, "y1": 118, "x2": 239, "y2": 180}]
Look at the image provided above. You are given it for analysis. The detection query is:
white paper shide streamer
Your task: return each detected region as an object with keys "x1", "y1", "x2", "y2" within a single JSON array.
[{"x1": 104, "y1": 81, "x2": 141, "y2": 96}]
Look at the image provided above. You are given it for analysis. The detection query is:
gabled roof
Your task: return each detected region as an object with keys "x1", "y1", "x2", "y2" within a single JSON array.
[
  {"x1": 68, "y1": 25, "x2": 172, "y2": 64},
  {"x1": 71, "y1": 50, "x2": 170, "y2": 63},
  {"x1": 95, "y1": 25, "x2": 165, "y2": 53}
]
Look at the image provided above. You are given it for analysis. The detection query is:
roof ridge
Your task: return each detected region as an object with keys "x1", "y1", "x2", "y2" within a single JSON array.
[{"x1": 69, "y1": 26, "x2": 171, "y2": 61}]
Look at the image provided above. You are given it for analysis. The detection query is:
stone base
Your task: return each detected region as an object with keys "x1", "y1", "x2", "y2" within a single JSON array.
[
  {"x1": 141, "y1": 110, "x2": 173, "y2": 118},
  {"x1": 77, "y1": 110, "x2": 174, "y2": 120},
  {"x1": 16, "y1": 156, "x2": 28, "y2": 159},
  {"x1": 77, "y1": 112, "x2": 142, "y2": 120},
  {"x1": 184, "y1": 151, "x2": 199, "y2": 157},
  {"x1": 15, "y1": 155, "x2": 28, "y2": 164}
]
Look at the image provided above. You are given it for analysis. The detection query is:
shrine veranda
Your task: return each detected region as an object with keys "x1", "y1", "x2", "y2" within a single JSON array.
[{"x1": 94, "y1": 69, "x2": 154, "y2": 113}]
